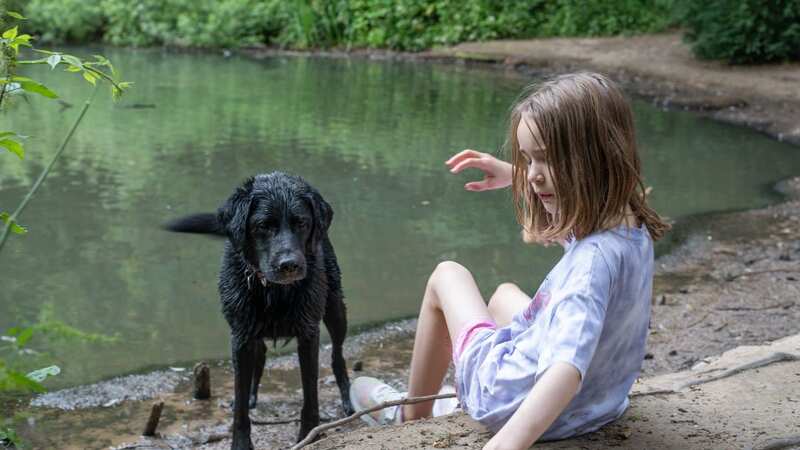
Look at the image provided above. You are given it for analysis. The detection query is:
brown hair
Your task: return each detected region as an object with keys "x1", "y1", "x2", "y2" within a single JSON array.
[{"x1": 508, "y1": 72, "x2": 670, "y2": 244}]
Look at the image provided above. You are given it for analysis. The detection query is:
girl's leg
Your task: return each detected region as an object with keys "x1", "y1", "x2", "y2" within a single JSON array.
[
  {"x1": 487, "y1": 282, "x2": 531, "y2": 328},
  {"x1": 404, "y1": 261, "x2": 494, "y2": 421}
]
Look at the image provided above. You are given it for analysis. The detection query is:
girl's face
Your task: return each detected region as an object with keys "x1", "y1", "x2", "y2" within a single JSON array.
[{"x1": 517, "y1": 118, "x2": 557, "y2": 215}]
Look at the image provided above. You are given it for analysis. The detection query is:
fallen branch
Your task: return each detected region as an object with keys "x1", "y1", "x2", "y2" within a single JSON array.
[
  {"x1": 715, "y1": 301, "x2": 794, "y2": 311},
  {"x1": 725, "y1": 268, "x2": 800, "y2": 281},
  {"x1": 290, "y1": 392, "x2": 457, "y2": 450},
  {"x1": 753, "y1": 434, "x2": 800, "y2": 450},
  {"x1": 252, "y1": 416, "x2": 334, "y2": 426}
]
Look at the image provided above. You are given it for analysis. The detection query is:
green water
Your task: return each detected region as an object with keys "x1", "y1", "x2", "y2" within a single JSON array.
[{"x1": 1, "y1": 48, "x2": 798, "y2": 388}]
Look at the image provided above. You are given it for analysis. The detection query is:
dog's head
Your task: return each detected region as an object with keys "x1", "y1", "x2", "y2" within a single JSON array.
[{"x1": 217, "y1": 172, "x2": 332, "y2": 285}]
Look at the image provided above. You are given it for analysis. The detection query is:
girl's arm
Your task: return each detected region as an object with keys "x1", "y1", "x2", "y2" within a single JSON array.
[
  {"x1": 446, "y1": 149, "x2": 513, "y2": 191},
  {"x1": 483, "y1": 362, "x2": 581, "y2": 450}
]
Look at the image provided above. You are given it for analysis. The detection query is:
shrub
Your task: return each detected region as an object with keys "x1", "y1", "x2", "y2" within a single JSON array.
[
  {"x1": 681, "y1": 0, "x2": 800, "y2": 64},
  {"x1": 538, "y1": 0, "x2": 677, "y2": 36},
  {"x1": 22, "y1": 0, "x2": 104, "y2": 43}
]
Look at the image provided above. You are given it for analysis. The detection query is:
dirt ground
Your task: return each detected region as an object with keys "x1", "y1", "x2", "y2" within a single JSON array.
[{"x1": 7, "y1": 33, "x2": 800, "y2": 450}]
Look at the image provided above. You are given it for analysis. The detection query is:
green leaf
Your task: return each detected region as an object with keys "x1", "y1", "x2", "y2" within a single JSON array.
[
  {"x1": 17, "y1": 80, "x2": 58, "y2": 99},
  {"x1": 0, "y1": 138, "x2": 24, "y2": 158},
  {"x1": 82, "y1": 71, "x2": 97, "y2": 85},
  {"x1": 2, "y1": 26, "x2": 18, "y2": 40},
  {"x1": 0, "y1": 212, "x2": 27, "y2": 234},
  {"x1": 65, "y1": 65, "x2": 82, "y2": 73},
  {"x1": 27, "y1": 365, "x2": 60, "y2": 382},
  {"x1": 0, "y1": 131, "x2": 17, "y2": 139},
  {"x1": 7, "y1": 371, "x2": 45, "y2": 392},
  {"x1": 6, "y1": 11, "x2": 25, "y2": 20},
  {"x1": 46, "y1": 54, "x2": 61, "y2": 70},
  {"x1": 62, "y1": 54, "x2": 83, "y2": 69},
  {"x1": 16, "y1": 327, "x2": 34, "y2": 347}
]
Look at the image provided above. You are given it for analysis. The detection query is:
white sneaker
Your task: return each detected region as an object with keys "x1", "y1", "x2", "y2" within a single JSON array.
[
  {"x1": 349, "y1": 376, "x2": 405, "y2": 426},
  {"x1": 350, "y1": 377, "x2": 460, "y2": 425},
  {"x1": 432, "y1": 384, "x2": 459, "y2": 417}
]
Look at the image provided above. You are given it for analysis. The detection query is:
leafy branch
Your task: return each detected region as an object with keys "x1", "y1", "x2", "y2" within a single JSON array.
[{"x1": 0, "y1": 10, "x2": 132, "y2": 251}]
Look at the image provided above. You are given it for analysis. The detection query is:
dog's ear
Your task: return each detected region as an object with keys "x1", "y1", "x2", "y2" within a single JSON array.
[
  {"x1": 217, "y1": 177, "x2": 255, "y2": 252},
  {"x1": 305, "y1": 186, "x2": 333, "y2": 250}
]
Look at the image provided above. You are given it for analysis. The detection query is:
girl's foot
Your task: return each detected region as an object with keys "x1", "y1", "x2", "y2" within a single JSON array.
[
  {"x1": 349, "y1": 376, "x2": 405, "y2": 426},
  {"x1": 349, "y1": 377, "x2": 460, "y2": 426}
]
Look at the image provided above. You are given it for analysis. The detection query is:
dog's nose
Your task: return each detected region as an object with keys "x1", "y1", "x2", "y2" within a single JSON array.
[{"x1": 278, "y1": 259, "x2": 300, "y2": 274}]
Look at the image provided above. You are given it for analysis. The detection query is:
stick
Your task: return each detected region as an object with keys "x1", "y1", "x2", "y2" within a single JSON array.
[
  {"x1": 193, "y1": 362, "x2": 211, "y2": 399},
  {"x1": 252, "y1": 416, "x2": 335, "y2": 426},
  {"x1": 725, "y1": 268, "x2": 800, "y2": 281},
  {"x1": 290, "y1": 392, "x2": 457, "y2": 450},
  {"x1": 142, "y1": 401, "x2": 164, "y2": 436}
]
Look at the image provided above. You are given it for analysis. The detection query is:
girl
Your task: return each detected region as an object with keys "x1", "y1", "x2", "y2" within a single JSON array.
[{"x1": 350, "y1": 72, "x2": 669, "y2": 450}]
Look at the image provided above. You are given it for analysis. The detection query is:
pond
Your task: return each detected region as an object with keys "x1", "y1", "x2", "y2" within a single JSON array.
[{"x1": 1, "y1": 48, "x2": 799, "y2": 389}]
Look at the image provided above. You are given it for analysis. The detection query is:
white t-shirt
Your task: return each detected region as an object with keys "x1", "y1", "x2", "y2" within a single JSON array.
[{"x1": 455, "y1": 224, "x2": 653, "y2": 440}]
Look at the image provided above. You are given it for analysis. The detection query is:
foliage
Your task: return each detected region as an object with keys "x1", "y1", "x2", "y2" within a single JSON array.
[
  {"x1": 0, "y1": 426, "x2": 21, "y2": 448},
  {"x1": 15, "y1": 0, "x2": 681, "y2": 51},
  {"x1": 17, "y1": 0, "x2": 103, "y2": 44},
  {"x1": 1, "y1": 15, "x2": 126, "y2": 449},
  {"x1": 0, "y1": 9, "x2": 131, "y2": 250},
  {"x1": 538, "y1": 0, "x2": 677, "y2": 37},
  {"x1": 99, "y1": 0, "x2": 285, "y2": 48},
  {"x1": 681, "y1": 0, "x2": 800, "y2": 64},
  {"x1": 1, "y1": 303, "x2": 118, "y2": 392}
]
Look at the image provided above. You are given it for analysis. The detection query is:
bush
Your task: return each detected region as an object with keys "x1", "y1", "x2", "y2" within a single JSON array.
[
  {"x1": 681, "y1": 0, "x2": 800, "y2": 64},
  {"x1": 22, "y1": 0, "x2": 104, "y2": 43},
  {"x1": 538, "y1": 0, "x2": 677, "y2": 37},
  {"x1": 16, "y1": 0, "x2": 680, "y2": 51},
  {"x1": 100, "y1": 0, "x2": 286, "y2": 48}
]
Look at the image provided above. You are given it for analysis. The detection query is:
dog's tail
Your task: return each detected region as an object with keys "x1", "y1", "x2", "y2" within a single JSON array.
[{"x1": 163, "y1": 213, "x2": 225, "y2": 237}]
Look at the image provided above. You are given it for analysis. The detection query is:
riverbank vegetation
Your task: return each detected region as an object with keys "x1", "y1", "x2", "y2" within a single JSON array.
[{"x1": 7, "y1": 0, "x2": 799, "y2": 64}]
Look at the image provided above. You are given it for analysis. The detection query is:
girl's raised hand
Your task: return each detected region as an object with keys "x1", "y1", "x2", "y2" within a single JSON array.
[{"x1": 445, "y1": 149, "x2": 513, "y2": 191}]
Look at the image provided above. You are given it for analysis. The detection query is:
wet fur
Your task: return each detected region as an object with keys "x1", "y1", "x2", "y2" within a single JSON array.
[{"x1": 165, "y1": 172, "x2": 354, "y2": 449}]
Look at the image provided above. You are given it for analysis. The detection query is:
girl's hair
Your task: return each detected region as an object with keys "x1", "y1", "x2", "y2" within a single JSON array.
[{"x1": 508, "y1": 72, "x2": 670, "y2": 243}]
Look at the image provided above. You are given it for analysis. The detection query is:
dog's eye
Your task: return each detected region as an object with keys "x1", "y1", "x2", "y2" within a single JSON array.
[
  {"x1": 256, "y1": 222, "x2": 275, "y2": 234},
  {"x1": 296, "y1": 219, "x2": 309, "y2": 229}
]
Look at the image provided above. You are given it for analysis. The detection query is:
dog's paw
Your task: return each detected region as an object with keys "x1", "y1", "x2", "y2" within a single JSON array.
[
  {"x1": 248, "y1": 393, "x2": 258, "y2": 410},
  {"x1": 342, "y1": 397, "x2": 355, "y2": 416}
]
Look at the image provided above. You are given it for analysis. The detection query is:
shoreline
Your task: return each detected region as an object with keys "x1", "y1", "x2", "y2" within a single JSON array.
[{"x1": 7, "y1": 34, "x2": 800, "y2": 449}]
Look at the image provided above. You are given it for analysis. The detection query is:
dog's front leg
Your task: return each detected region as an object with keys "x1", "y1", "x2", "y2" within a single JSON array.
[
  {"x1": 231, "y1": 338, "x2": 256, "y2": 450},
  {"x1": 296, "y1": 329, "x2": 321, "y2": 442}
]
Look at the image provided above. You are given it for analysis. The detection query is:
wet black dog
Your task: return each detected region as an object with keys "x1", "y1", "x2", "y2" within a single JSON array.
[{"x1": 165, "y1": 172, "x2": 354, "y2": 449}]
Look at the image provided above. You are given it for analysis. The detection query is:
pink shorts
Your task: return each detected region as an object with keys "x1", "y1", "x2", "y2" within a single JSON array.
[{"x1": 452, "y1": 319, "x2": 496, "y2": 364}]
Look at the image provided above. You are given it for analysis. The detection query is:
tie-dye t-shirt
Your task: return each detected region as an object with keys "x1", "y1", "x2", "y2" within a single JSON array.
[{"x1": 455, "y1": 224, "x2": 653, "y2": 440}]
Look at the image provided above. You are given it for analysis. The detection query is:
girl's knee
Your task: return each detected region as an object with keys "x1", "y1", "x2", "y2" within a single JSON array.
[
  {"x1": 488, "y1": 283, "x2": 519, "y2": 313},
  {"x1": 489, "y1": 282, "x2": 516, "y2": 301},
  {"x1": 431, "y1": 261, "x2": 470, "y2": 282}
]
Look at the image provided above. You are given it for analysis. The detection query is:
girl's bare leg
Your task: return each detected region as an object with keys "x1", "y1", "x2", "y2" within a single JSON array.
[
  {"x1": 403, "y1": 261, "x2": 493, "y2": 421},
  {"x1": 487, "y1": 282, "x2": 531, "y2": 327}
]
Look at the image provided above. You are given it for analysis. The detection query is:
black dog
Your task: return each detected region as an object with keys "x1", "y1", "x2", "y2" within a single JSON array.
[{"x1": 165, "y1": 172, "x2": 354, "y2": 449}]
